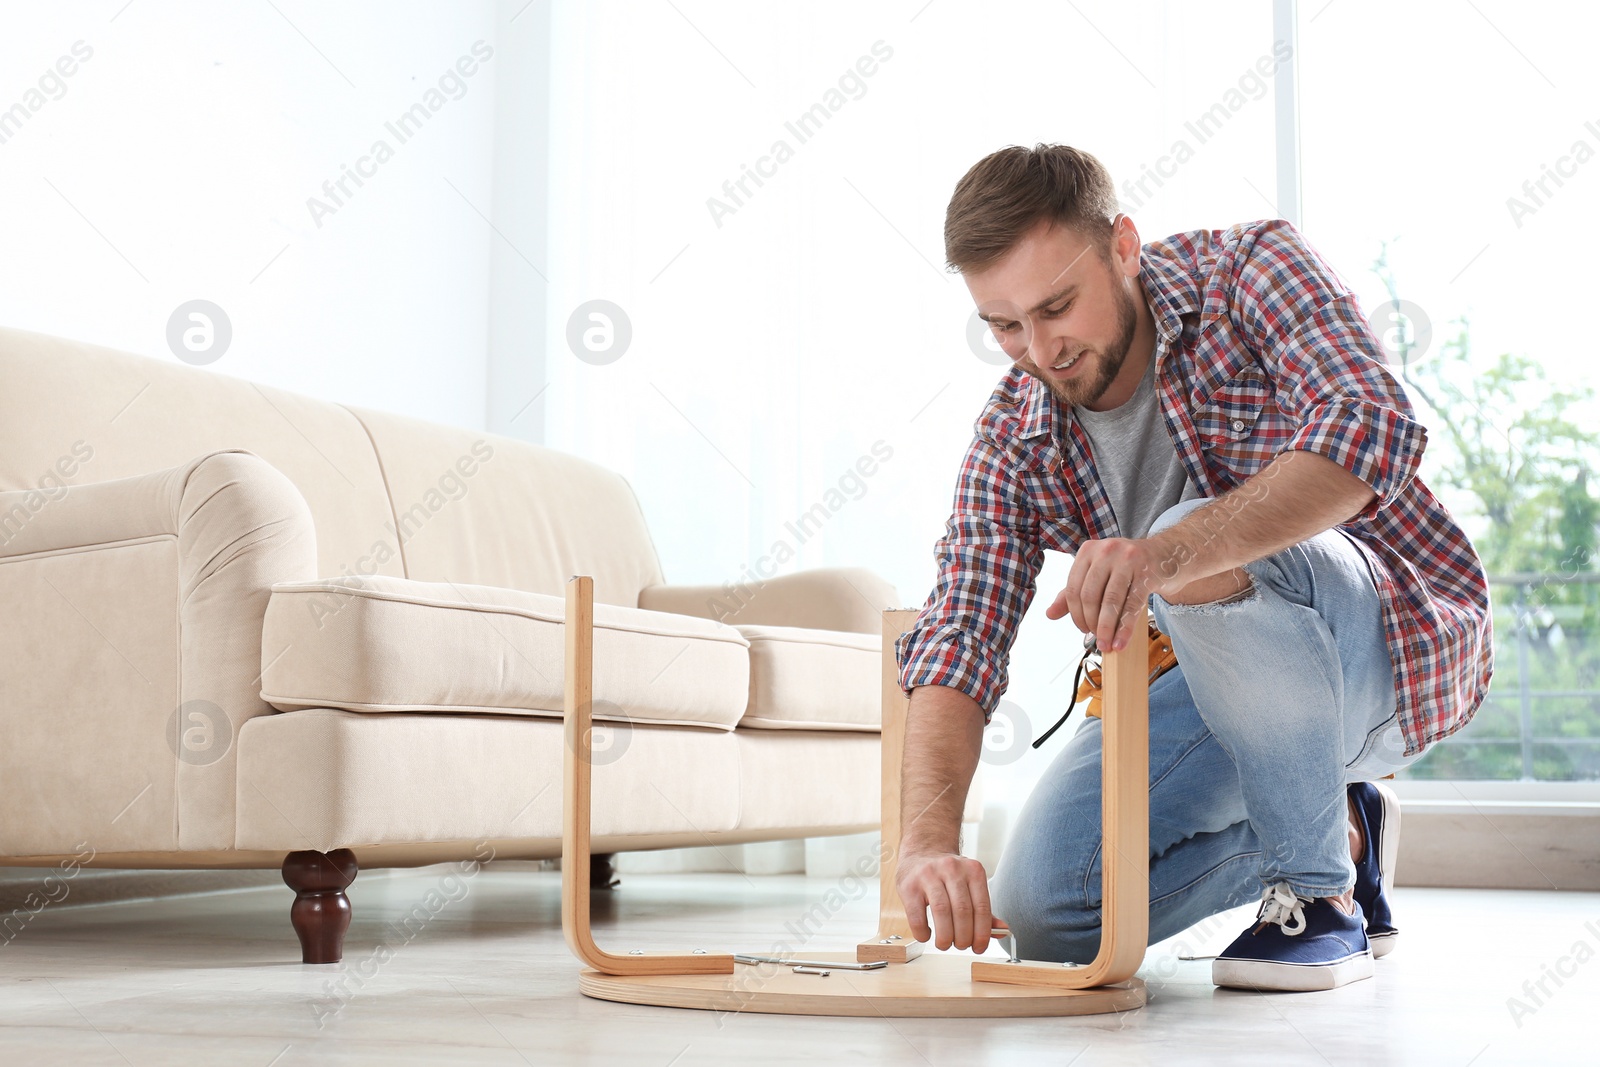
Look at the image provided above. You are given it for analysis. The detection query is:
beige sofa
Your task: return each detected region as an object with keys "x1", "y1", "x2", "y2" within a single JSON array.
[{"x1": 0, "y1": 325, "x2": 971, "y2": 961}]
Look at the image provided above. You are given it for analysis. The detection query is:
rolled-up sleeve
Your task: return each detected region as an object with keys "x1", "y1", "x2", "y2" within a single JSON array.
[
  {"x1": 1229, "y1": 221, "x2": 1429, "y2": 520},
  {"x1": 896, "y1": 431, "x2": 1044, "y2": 720}
]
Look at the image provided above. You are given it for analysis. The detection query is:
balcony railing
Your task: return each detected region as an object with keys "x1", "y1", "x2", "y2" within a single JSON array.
[{"x1": 1404, "y1": 573, "x2": 1600, "y2": 781}]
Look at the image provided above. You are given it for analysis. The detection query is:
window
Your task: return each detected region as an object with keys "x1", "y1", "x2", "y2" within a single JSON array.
[{"x1": 1299, "y1": 0, "x2": 1600, "y2": 781}]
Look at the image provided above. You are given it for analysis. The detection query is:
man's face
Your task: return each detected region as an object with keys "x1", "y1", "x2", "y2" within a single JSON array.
[{"x1": 966, "y1": 216, "x2": 1143, "y2": 411}]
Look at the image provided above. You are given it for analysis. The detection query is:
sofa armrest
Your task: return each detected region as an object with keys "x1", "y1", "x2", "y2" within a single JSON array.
[
  {"x1": 638, "y1": 566, "x2": 899, "y2": 635},
  {"x1": 0, "y1": 450, "x2": 316, "y2": 855}
]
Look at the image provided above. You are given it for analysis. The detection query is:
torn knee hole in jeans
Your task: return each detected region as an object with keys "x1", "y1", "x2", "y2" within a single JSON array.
[{"x1": 1163, "y1": 575, "x2": 1259, "y2": 615}]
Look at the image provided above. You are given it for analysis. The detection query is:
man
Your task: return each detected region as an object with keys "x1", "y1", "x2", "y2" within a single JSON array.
[{"x1": 894, "y1": 144, "x2": 1493, "y2": 991}]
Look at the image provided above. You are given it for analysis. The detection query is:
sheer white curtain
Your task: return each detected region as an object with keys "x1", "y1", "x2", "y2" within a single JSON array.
[{"x1": 540, "y1": 0, "x2": 1280, "y2": 854}]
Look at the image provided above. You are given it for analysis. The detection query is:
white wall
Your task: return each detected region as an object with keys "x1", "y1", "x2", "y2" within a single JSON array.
[
  {"x1": 0, "y1": 0, "x2": 500, "y2": 429},
  {"x1": 536, "y1": 0, "x2": 1281, "y2": 814}
]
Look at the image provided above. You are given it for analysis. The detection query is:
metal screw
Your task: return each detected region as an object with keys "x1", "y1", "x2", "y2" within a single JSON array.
[
  {"x1": 628, "y1": 949, "x2": 644, "y2": 955},
  {"x1": 692, "y1": 949, "x2": 706, "y2": 954}
]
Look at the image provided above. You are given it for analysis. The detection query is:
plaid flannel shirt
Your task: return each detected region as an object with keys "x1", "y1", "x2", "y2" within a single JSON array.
[{"x1": 896, "y1": 219, "x2": 1493, "y2": 757}]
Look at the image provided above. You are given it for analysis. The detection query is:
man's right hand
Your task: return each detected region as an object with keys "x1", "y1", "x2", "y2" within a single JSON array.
[
  {"x1": 896, "y1": 850, "x2": 1003, "y2": 955},
  {"x1": 896, "y1": 684, "x2": 1000, "y2": 954}
]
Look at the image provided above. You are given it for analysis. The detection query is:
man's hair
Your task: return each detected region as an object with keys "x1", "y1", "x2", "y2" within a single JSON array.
[{"x1": 943, "y1": 144, "x2": 1120, "y2": 274}]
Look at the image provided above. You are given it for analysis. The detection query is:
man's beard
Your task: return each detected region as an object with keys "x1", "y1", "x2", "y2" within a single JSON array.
[{"x1": 1029, "y1": 279, "x2": 1139, "y2": 410}]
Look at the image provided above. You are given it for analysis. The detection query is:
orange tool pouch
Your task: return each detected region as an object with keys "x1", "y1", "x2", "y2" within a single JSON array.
[{"x1": 1032, "y1": 620, "x2": 1178, "y2": 749}]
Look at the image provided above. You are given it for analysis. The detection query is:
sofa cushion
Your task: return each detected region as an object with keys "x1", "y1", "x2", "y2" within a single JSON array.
[
  {"x1": 735, "y1": 624, "x2": 880, "y2": 732},
  {"x1": 260, "y1": 575, "x2": 750, "y2": 730}
]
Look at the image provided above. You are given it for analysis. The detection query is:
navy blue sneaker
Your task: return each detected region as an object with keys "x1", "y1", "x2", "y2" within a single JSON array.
[
  {"x1": 1349, "y1": 780, "x2": 1401, "y2": 958},
  {"x1": 1213, "y1": 884, "x2": 1374, "y2": 991}
]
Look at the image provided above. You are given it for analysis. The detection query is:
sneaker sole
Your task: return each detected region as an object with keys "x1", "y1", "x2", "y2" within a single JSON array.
[
  {"x1": 1372, "y1": 781, "x2": 1402, "y2": 957},
  {"x1": 1213, "y1": 950, "x2": 1375, "y2": 992},
  {"x1": 1373, "y1": 781, "x2": 1401, "y2": 893}
]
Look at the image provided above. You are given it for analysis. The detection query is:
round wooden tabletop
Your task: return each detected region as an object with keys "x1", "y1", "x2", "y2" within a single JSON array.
[{"x1": 579, "y1": 953, "x2": 1147, "y2": 1018}]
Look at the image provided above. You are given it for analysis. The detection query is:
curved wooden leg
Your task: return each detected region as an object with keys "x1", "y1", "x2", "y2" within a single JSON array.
[
  {"x1": 283, "y1": 848, "x2": 358, "y2": 964},
  {"x1": 564, "y1": 588, "x2": 1145, "y2": 1016},
  {"x1": 972, "y1": 609, "x2": 1149, "y2": 989},
  {"x1": 562, "y1": 575, "x2": 734, "y2": 976}
]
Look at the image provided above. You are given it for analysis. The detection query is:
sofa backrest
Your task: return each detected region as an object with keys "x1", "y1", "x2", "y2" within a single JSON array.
[
  {"x1": 0, "y1": 326, "x2": 663, "y2": 607},
  {"x1": 1, "y1": 326, "x2": 403, "y2": 581},
  {"x1": 343, "y1": 405, "x2": 664, "y2": 606}
]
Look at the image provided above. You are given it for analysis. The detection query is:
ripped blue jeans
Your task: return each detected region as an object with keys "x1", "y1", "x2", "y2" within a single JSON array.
[{"x1": 990, "y1": 497, "x2": 1419, "y2": 963}]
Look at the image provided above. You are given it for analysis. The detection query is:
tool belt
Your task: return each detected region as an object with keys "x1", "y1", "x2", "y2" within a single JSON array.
[{"x1": 1032, "y1": 620, "x2": 1178, "y2": 749}]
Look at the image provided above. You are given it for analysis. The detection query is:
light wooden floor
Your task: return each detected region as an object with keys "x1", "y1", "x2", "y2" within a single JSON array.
[{"x1": 0, "y1": 864, "x2": 1592, "y2": 1065}]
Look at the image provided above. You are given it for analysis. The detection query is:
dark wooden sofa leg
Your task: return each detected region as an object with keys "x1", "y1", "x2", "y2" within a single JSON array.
[
  {"x1": 283, "y1": 848, "x2": 359, "y2": 963},
  {"x1": 590, "y1": 852, "x2": 620, "y2": 890}
]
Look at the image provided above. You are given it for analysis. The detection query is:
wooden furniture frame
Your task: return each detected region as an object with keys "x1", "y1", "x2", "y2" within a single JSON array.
[
  {"x1": 561, "y1": 575, "x2": 736, "y2": 978},
  {"x1": 562, "y1": 576, "x2": 1150, "y2": 1016}
]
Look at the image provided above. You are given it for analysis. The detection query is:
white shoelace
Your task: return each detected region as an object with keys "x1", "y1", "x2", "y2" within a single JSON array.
[
  {"x1": 1253, "y1": 882, "x2": 1310, "y2": 936},
  {"x1": 1177, "y1": 883, "x2": 1317, "y2": 960}
]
